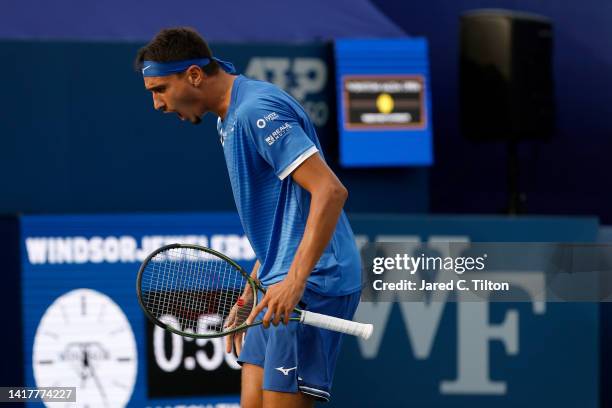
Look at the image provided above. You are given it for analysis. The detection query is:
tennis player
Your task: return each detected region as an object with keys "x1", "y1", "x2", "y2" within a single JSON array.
[{"x1": 136, "y1": 28, "x2": 362, "y2": 408}]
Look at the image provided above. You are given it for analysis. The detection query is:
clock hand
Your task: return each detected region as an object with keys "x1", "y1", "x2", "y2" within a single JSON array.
[
  {"x1": 86, "y1": 353, "x2": 109, "y2": 407},
  {"x1": 80, "y1": 346, "x2": 89, "y2": 389},
  {"x1": 61, "y1": 344, "x2": 87, "y2": 385}
]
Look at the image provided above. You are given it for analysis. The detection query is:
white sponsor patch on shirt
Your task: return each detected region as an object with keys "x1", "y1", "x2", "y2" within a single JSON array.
[
  {"x1": 265, "y1": 122, "x2": 292, "y2": 146},
  {"x1": 256, "y1": 112, "x2": 279, "y2": 129}
]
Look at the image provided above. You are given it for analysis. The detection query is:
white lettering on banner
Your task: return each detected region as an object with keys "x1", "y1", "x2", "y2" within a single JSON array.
[
  {"x1": 24, "y1": 234, "x2": 256, "y2": 265},
  {"x1": 361, "y1": 112, "x2": 412, "y2": 124},
  {"x1": 353, "y1": 236, "x2": 547, "y2": 396},
  {"x1": 346, "y1": 80, "x2": 422, "y2": 93},
  {"x1": 210, "y1": 234, "x2": 256, "y2": 260},
  {"x1": 441, "y1": 271, "x2": 545, "y2": 394},
  {"x1": 245, "y1": 57, "x2": 329, "y2": 127}
]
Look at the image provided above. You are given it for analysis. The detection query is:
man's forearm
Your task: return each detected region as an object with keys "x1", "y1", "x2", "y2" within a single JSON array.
[
  {"x1": 242, "y1": 260, "x2": 259, "y2": 296},
  {"x1": 287, "y1": 184, "x2": 348, "y2": 285},
  {"x1": 251, "y1": 260, "x2": 260, "y2": 279}
]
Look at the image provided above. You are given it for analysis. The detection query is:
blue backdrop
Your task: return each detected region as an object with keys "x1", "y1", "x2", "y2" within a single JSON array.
[
  {"x1": 0, "y1": 41, "x2": 428, "y2": 216},
  {"x1": 0, "y1": 1, "x2": 609, "y2": 222}
]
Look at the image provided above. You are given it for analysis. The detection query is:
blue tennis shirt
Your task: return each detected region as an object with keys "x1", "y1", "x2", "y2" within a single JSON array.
[{"x1": 217, "y1": 75, "x2": 361, "y2": 296}]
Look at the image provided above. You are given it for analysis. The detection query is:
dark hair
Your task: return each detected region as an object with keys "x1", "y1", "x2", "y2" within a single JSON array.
[{"x1": 134, "y1": 27, "x2": 219, "y2": 75}]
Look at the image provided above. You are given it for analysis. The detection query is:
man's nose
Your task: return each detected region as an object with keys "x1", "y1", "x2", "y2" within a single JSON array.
[{"x1": 152, "y1": 94, "x2": 165, "y2": 111}]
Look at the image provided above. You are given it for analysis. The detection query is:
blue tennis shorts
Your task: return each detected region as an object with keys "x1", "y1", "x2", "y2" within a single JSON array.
[{"x1": 237, "y1": 287, "x2": 361, "y2": 402}]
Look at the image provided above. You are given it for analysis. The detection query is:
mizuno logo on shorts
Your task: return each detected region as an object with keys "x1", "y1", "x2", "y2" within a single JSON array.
[{"x1": 275, "y1": 366, "x2": 297, "y2": 376}]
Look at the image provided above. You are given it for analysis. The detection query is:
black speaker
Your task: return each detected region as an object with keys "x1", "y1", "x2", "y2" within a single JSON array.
[{"x1": 460, "y1": 9, "x2": 555, "y2": 141}]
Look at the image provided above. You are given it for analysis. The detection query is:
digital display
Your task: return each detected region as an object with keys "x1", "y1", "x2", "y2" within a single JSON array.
[
  {"x1": 343, "y1": 75, "x2": 426, "y2": 129},
  {"x1": 146, "y1": 319, "x2": 241, "y2": 398}
]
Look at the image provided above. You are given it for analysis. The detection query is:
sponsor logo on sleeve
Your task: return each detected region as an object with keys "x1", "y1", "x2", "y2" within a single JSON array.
[
  {"x1": 265, "y1": 122, "x2": 292, "y2": 146},
  {"x1": 255, "y1": 112, "x2": 279, "y2": 129}
]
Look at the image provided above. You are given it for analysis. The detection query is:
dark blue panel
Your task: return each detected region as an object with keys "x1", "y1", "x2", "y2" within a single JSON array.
[{"x1": 0, "y1": 217, "x2": 21, "y2": 387}]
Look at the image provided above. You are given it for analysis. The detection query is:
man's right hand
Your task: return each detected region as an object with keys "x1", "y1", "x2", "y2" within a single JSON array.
[{"x1": 224, "y1": 283, "x2": 254, "y2": 357}]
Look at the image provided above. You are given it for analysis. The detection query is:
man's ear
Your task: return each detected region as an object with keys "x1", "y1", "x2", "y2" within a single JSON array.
[{"x1": 186, "y1": 65, "x2": 204, "y2": 87}]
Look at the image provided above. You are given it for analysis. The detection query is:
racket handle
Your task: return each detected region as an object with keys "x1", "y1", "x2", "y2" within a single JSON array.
[{"x1": 300, "y1": 311, "x2": 373, "y2": 340}]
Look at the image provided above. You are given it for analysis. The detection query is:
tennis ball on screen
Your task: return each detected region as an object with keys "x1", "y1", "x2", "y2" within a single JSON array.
[{"x1": 376, "y1": 93, "x2": 394, "y2": 114}]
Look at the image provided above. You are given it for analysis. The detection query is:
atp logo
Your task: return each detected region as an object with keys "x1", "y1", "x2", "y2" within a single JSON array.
[{"x1": 245, "y1": 57, "x2": 329, "y2": 127}]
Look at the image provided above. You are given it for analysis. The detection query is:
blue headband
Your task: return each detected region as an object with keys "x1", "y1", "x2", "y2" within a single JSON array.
[{"x1": 141, "y1": 57, "x2": 236, "y2": 77}]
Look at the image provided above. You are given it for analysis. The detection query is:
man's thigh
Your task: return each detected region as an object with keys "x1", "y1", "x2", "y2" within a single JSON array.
[{"x1": 241, "y1": 363, "x2": 264, "y2": 408}]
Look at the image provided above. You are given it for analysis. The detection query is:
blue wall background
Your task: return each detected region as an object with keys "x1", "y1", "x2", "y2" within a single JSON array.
[
  {"x1": 371, "y1": 0, "x2": 612, "y2": 221},
  {"x1": 1, "y1": 1, "x2": 611, "y2": 221},
  {"x1": 0, "y1": 41, "x2": 428, "y2": 216}
]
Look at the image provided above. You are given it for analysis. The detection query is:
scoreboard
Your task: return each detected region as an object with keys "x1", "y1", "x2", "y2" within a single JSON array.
[{"x1": 21, "y1": 213, "x2": 254, "y2": 407}]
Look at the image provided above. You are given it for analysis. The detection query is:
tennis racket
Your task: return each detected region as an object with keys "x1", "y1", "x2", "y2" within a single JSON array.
[{"x1": 136, "y1": 243, "x2": 373, "y2": 340}]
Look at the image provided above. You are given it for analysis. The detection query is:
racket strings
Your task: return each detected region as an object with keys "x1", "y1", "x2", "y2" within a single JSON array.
[{"x1": 140, "y1": 247, "x2": 252, "y2": 335}]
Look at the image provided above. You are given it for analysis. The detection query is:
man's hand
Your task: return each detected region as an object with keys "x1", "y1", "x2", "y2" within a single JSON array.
[
  {"x1": 246, "y1": 275, "x2": 305, "y2": 327},
  {"x1": 224, "y1": 284, "x2": 254, "y2": 357}
]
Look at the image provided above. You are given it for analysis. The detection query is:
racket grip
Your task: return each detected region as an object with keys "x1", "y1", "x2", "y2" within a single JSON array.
[{"x1": 300, "y1": 311, "x2": 373, "y2": 340}]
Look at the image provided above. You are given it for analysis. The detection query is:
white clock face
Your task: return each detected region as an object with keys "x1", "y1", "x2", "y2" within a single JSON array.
[{"x1": 33, "y1": 288, "x2": 138, "y2": 408}]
